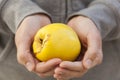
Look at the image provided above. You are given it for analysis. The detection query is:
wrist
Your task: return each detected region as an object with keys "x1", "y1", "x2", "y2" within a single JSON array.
[
  {"x1": 22, "y1": 13, "x2": 51, "y2": 27},
  {"x1": 15, "y1": 13, "x2": 51, "y2": 47}
]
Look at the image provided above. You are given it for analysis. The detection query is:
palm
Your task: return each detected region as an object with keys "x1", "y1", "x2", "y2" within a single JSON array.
[{"x1": 54, "y1": 16, "x2": 103, "y2": 80}]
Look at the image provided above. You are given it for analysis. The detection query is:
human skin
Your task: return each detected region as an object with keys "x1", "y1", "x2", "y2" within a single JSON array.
[
  {"x1": 54, "y1": 16, "x2": 103, "y2": 80},
  {"x1": 15, "y1": 14, "x2": 62, "y2": 77},
  {"x1": 15, "y1": 14, "x2": 103, "y2": 80}
]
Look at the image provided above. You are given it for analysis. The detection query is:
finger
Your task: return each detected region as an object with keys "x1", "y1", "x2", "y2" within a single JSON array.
[
  {"x1": 83, "y1": 30, "x2": 103, "y2": 69},
  {"x1": 83, "y1": 45, "x2": 100, "y2": 69},
  {"x1": 57, "y1": 79, "x2": 68, "y2": 80},
  {"x1": 83, "y1": 49, "x2": 103, "y2": 69},
  {"x1": 76, "y1": 43, "x2": 87, "y2": 61},
  {"x1": 57, "y1": 78, "x2": 69, "y2": 80},
  {"x1": 59, "y1": 61, "x2": 85, "y2": 71},
  {"x1": 17, "y1": 44, "x2": 35, "y2": 71},
  {"x1": 36, "y1": 69, "x2": 54, "y2": 78},
  {"x1": 54, "y1": 67, "x2": 87, "y2": 79},
  {"x1": 93, "y1": 52, "x2": 103, "y2": 66},
  {"x1": 57, "y1": 79, "x2": 69, "y2": 80},
  {"x1": 35, "y1": 58, "x2": 62, "y2": 73}
]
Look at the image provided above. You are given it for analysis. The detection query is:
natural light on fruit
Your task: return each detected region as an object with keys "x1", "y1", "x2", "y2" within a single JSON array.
[{"x1": 32, "y1": 23, "x2": 81, "y2": 61}]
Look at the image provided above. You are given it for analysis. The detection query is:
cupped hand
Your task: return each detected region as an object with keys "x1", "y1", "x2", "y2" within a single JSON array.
[
  {"x1": 15, "y1": 14, "x2": 62, "y2": 77},
  {"x1": 54, "y1": 16, "x2": 103, "y2": 80},
  {"x1": 35, "y1": 58, "x2": 62, "y2": 77}
]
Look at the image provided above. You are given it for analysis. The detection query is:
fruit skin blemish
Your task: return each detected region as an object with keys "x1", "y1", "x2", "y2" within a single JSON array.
[{"x1": 32, "y1": 23, "x2": 81, "y2": 62}]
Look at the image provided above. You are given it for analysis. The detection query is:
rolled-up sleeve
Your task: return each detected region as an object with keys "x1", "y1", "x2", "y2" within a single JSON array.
[
  {"x1": 68, "y1": 0, "x2": 120, "y2": 41},
  {"x1": 0, "y1": 0, "x2": 50, "y2": 33}
]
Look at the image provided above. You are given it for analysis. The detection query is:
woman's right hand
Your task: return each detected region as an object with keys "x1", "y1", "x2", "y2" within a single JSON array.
[{"x1": 15, "y1": 14, "x2": 62, "y2": 77}]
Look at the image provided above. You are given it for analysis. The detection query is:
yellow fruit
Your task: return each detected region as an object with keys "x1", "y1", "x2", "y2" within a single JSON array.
[{"x1": 32, "y1": 23, "x2": 81, "y2": 61}]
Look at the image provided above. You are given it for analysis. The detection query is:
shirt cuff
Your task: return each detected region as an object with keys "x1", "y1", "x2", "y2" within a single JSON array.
[
  {"x1": 1, "y1": 0, "x2": 51, "y2": 33},
  {"x1": 67, "y1": 3, "x2": 117, "y2": 40}
]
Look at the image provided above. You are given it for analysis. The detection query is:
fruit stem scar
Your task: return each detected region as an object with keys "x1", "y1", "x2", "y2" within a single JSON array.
[
  {"x1": 37, "y1": 34, "x2": 50, "y2": 54},
  {"x1": 42, "y1": 34, "x2": 50, "y2": 47},
  {"x1": 39, "y1": 39, "x2": 43, "y2": 44}
]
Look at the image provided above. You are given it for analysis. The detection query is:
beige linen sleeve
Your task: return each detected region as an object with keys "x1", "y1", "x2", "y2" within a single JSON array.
[
  {"x1": 68, "y1": 0, "x2": 120, "y2": 41},
  {"x1": 0, "y1": 0, "x2": 50, "y2": 33}
]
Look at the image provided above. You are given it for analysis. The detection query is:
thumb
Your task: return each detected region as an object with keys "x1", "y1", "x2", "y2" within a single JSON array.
[
  {"x1": 82, "y1": 49, "x2": 95, "y2": 69},
  {"x1": 17, "y1": 42, "x2": 35, "y2": 71},
  {"x1": 82, "y1": 31, "x2": 102, "y2": 69},
  {"x1": 83, "y1": 48, "x2": 103, "y2": 70}
]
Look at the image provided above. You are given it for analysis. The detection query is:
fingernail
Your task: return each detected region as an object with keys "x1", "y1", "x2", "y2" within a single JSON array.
[
  {"x1": 85, "y1": 59, "x2": 92, "y2": 69},
  {"x1": 26, "y1": 62, "x2": 33, "y2": 71}
]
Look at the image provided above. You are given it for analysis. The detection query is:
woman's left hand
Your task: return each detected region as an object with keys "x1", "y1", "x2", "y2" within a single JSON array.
[{"x1": 54, "y1": 16, "x2": 103, "y2": 80}]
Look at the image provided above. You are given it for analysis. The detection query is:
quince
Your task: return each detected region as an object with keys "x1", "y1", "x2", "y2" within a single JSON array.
[{"x1": 32, "y1": 23, "x2": 81, "y2": 61}]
